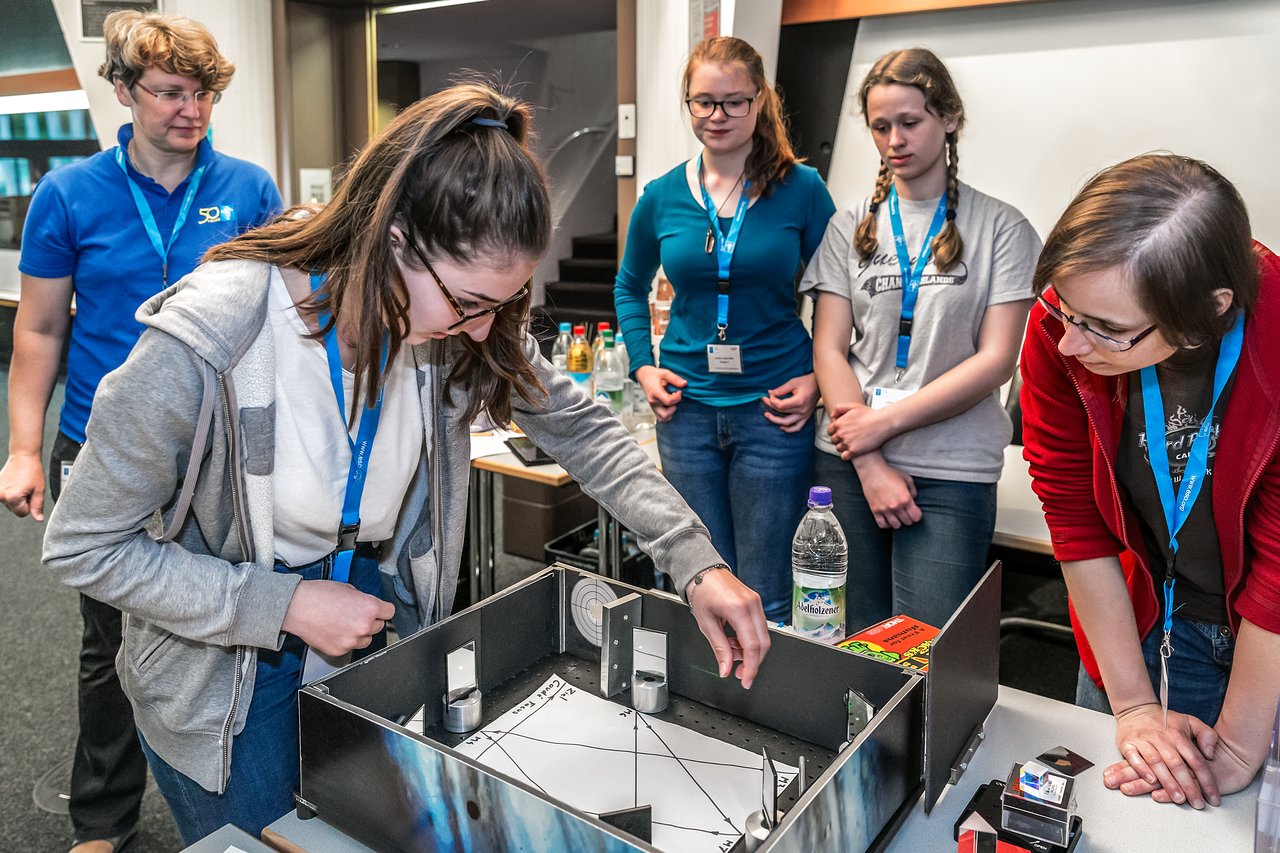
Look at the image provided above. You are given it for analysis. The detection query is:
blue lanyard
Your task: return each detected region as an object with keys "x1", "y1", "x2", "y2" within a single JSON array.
[
  {"x1": 697, "y1": 153, "x2": 750, "y2": 341},
  {"x1": 309, "y1": 272, "x2": 390, "y2": 584},
  {"x1": 887, "y1": 186, "x2": 948, "y2": 373},
  {"x1": 114, "y1": 147, "x2": 207, "y2": 287},
  {"x1": 1140, "y1": 311, "x2": 1244, "y2": 636}
]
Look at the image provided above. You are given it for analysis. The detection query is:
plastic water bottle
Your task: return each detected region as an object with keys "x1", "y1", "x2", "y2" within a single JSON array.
[
  {"x1": 550, "y1": 322, "x2": 572, "y2": 374},
  {"x1": 592, "y1": 321, "x2": 612, "y2": 364},
  {"x1": 791, "y1": 486, "x2": 848, "y2": 642},
  {"x1": 566, "y1": 324, "x2": 594, "y2": 397},
  {"x1": 593, "y1": 332, "x2": 625, "y2": 417}
]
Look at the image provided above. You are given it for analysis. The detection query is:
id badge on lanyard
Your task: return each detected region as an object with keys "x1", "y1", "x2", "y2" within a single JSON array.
[
  {"x1": 1140, "y1": 311, "x2": 1243, "y2": 724},
  {"x1": 303, "y1": 271, "x2": 390, "y2": 683},
  {"x1": 698, "y1": 154, "x2": 750, "y2": 374},
  {"x1": 114, "y1": 147, "x2": 207, "y2": 288},
  {"x1": 888, "y1": 186, "x2": 948, "y2": 381}
]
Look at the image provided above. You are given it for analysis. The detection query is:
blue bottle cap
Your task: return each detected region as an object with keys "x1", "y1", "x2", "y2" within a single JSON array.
[
  {"x1": 807, "y1": 486, "x2": 833, "y2": 508},
  {"x1": 559, "y1": 322, "x2": 572, "y2": 332}
]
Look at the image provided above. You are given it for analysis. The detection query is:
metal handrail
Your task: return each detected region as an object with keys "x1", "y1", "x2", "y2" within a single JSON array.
[{"x1": 544, "y1": 123, "x2": 614, "y2": 171}]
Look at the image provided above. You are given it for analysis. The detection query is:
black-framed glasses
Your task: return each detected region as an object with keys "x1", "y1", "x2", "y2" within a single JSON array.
[
  {"x1": 132, "y1": 80, "x2": 222, "y2": 107},
  {"x1": 1038, "y1": 293, "x2": 1158, "y2": 353},
  {"x1": 417, "y1": 251, "x2": 528, "y2": 331},
  {"x1": 684, "y1": 94, "x2": 758, "y2": 118}
]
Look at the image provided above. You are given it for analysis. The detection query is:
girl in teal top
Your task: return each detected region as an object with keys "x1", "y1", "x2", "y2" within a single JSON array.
[{"x1": 614, "y1": 36, "x2": 835, "y2": 622}]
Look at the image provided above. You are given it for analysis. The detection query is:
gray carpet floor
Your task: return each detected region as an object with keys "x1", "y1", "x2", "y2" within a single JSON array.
[{"x1": 0, "y1": 381, "x2": 184, "y2": 851}]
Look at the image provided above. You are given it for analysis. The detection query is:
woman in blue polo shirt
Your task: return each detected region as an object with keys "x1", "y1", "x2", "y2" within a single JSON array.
[
  {"x1": 0, "y1": 11, "x2": 279, "y2": 852},
  {"x1": 614, "y1": 37, "x2": 835, "y2": 623}
]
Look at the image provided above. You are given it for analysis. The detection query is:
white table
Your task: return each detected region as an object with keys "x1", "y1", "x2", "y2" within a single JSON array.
[
  {"x1": 254, "y1": 685, "x2": 1257, "y2": 852},
  {"x1": 887, "y1": 685, "x2": 1258, "y2": 852},
  {"x1": 467, "y1": 430, "x2": 660, "y2": 601}
]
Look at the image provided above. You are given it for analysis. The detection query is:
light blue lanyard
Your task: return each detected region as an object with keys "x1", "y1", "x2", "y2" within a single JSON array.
[
  {"x1": 1140, "y1": 310, "x2": 1243, "y2": 716},
  {"x1": 114, "y1": 147, "x2": 207, "y2": 287},
  {"x1": 887, "y1": 186, "x2": 948, "y2": 374},
  {"x1": 309, "y1": 272, "x2": 390, "y2": 584},
  {"x1": 697, "y1": 153, "x2": 750, "y2": 341}
]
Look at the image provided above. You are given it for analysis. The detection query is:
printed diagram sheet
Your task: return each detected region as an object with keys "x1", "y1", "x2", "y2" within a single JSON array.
[{"x1": 449, "y1": 674, "x2": 797, "y2": 853}]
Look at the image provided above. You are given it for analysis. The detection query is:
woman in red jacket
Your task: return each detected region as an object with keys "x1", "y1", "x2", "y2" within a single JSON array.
[{"x1": 1021, "y1": 153, "x2": 1280, "y2": 810}]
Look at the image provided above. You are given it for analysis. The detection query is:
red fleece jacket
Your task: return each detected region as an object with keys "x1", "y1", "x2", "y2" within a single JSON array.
[{"x1": 1020, "y1": 243, "x2": 1280, "y2": 687}]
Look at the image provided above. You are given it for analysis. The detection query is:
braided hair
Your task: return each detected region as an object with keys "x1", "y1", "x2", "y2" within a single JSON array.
[{"x1": 853, "y1": 48, "x2": 965, "y2": 272}]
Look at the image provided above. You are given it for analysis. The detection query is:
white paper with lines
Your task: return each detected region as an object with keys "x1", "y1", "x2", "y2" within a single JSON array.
[{"x1": 448, "y1": 674, "x2": 797, "y2": 853}]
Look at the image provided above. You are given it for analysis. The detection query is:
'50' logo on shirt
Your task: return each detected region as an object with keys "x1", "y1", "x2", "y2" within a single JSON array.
[{"x1": 197, "y1": 205, "x2": 236, "y2": 224}]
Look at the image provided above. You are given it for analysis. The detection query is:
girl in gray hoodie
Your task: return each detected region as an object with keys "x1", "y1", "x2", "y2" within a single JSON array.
[{"x1": 42, "y1": 80, "x2": 771, "y2": 843}]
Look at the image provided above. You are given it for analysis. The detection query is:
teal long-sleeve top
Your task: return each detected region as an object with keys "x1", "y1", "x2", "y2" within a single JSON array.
[{"x1": 614, "y1": 162, "x2": 835, "y2": 405}]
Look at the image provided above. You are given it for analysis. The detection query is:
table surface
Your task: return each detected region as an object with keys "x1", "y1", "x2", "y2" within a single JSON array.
[
  {"x1": 470, "y1": 429, "x2": 660, "y2": 486},
  {"x1": 258, "y1": 685, "x2": 1257, "y2": 852},
  {"x1": 887, "y1": 685, "x2": 1259, "y2": 853}
]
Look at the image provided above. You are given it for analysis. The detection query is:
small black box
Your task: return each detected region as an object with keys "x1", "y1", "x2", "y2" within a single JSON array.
[{"x1": 1001, "y1": 763, "x2": 1076, "y2": 847}]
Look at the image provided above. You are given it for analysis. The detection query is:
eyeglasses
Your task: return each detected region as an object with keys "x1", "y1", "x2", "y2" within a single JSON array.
[
  {"x1": 684, "y1": 94, "x2": 758, "y2": 118},
  {"x1": 416, "y1": 250, "x2": 528, "y2": 331},
  {"x1": 1038, "y1": 293, "x2": 1158, "y2": 353},
  {"x1": 132, "y1": 80, "x2": 222, "y2": 107}
]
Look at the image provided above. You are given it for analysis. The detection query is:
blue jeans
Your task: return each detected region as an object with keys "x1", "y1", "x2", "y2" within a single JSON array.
[
  {"x1": 1075, "y1": 608, "x2": 1235, "y2": 726},
  {"x1": 813, "y1": 450, "x2": 997, "y2": 633},
  {"x1": 139, "y1": 550, "x2": 387, "y2": 844},
  {"x1": 657, "y1": 398, "x2": 815, "y2": 622}
]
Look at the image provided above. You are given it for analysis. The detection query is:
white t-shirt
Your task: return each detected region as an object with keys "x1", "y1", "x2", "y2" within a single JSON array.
[
  {"x1": 799, "y1": 181, "x2": 1041, "y2": 482},
  {"x1": 268, "y1": 266, "x2": 424, "y2": 566}
]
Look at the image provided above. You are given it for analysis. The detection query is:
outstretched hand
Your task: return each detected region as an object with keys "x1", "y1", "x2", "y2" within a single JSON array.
[{"x1": 686, "y1": 568, "x2": 771, "y2": 689}]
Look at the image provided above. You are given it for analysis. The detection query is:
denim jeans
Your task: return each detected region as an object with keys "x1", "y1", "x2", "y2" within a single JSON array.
[
  {"x1": 657, "y1": 398, "x2": 815, "y2": 622},
  {"x1": 51, "y1": 431, "x2": 148, "y2": 843},
  {"x1": 1075, "y1": 607, "x2": 1235, "y2": 726},
  {"x1": 139, "y1": 549, "x2": 387, "y2": 844},
  {"x1": 813, "y1": 450, "x2": 997, "y2": 633}
]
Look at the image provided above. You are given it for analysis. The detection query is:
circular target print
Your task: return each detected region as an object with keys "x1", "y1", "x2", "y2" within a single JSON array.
[{"x1": 570, "y1": 577, "x2": 618, "y2": 646}]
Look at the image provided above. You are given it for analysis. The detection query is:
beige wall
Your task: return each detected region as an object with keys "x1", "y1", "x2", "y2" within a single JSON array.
[{"x1": 48, "y1": 0, "x2": 278, "y2": 183}]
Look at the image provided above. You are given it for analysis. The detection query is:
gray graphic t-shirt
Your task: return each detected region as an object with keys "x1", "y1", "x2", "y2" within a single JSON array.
[{"x1": 799, "y1": 182, "x2": 1041, "y2": 482}]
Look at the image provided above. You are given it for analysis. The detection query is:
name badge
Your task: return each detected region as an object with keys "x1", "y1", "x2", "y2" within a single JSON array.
[
  {"x1": 707, "y1": 344, "x2": 743, "y2": 374},
  {"x1": 60, "y1": 461, "x2": 74, "y2": 486},
  {"x1": 866, "y1": 384, "x2": 917, "y2": 410}
]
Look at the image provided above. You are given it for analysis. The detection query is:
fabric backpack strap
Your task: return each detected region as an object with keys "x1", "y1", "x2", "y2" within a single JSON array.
[{"x1": 159, "y1": 360, "x2": 218, "y2": 543}]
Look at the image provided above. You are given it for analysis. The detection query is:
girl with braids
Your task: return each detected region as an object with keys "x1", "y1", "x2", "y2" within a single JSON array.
[
  {"x1": 614, "y1": 37, "x2": 835, "y2": 623},
  {"x1": 42, "y1": 81, "x2": 771, "y2": 842},
  {"x1": 802, "y1": 48, "x2": 1039, "y2": 631}
]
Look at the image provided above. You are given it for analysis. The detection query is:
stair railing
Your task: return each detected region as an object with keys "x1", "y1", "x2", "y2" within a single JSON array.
[{"x1": 543, "y1": 121, "x2": 616, "y2": 229}]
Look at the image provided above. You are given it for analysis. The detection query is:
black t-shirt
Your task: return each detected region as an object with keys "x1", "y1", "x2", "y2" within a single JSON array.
[{"x1": 1117, "y1": 343, "x2": 1233, "y2": 624}]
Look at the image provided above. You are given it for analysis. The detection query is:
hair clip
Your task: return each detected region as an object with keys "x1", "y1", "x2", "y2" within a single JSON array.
[
  {"x1": 471, "y1": 117, "x2": 508, "y2": 129},
  {"x1": 945, "y1": 209, "x2": 957, "y2": 221},
  {"x1": 868, "y1": 201, "x2": 881, "y2": 214}
]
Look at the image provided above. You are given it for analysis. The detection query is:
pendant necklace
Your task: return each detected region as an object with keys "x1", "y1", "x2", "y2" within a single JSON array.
[{"x1": 702, "y1": 162, "x2": 744, "y2": 254}]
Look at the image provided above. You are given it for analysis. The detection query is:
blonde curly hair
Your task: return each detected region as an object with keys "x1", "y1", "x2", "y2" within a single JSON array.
[{"x1": 97, "y1": 10, "x2": 234, "y2": 92}]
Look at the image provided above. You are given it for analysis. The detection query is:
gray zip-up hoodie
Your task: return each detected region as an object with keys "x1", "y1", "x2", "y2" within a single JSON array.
[{"x1": 43, "y1": 258, "x2": 724, "y2": 793}]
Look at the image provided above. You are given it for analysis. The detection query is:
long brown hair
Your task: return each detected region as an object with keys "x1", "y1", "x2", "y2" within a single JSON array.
[
  {"x1": 1034, "y1": 154, "x2": 1256, "y2": 348},
  {"x1": 206, "y1": 81, "x2": 552, "y2": 424},
  {"x1": 682, "y1": 37, "x2": 800, "y2": 196},
  {"x1": 854, "y1": 48, "x2": 965, "y2": 271}
]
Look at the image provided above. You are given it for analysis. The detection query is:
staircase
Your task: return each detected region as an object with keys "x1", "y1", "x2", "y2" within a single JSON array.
[{"x1": 533, "y1": 229, "x2": 619, "y2": 355}]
